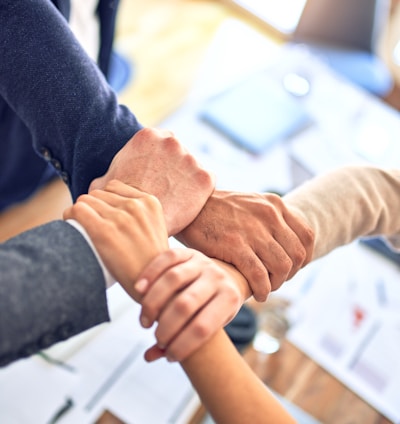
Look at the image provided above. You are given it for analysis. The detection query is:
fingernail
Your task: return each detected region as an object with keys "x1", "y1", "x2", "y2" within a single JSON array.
[
  {"x1": 140, "y1": 315, "x2": 151, "y2": 328},
  {"x1": 166, "y1": 354, "x2": 176, "y2": 363},
  {"x1": 135, "y1": 278, "x2": 149, "y2": 293}
]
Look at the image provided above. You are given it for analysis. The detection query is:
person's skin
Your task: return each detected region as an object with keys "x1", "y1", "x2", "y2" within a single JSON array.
[
  {"x1": 0, "y1": 180, "x2": 173, "y2": 367},
  {"x1": 181, "y1": 330, "x2": 296, "y2": 424},
  {"x1": 0, "y1": 0, "x2": 313, "y2": 310},
  {"x1": 136, "y1": 248, "x2": 250, "y2": 361},
  {"x1": 66, "y1": 185, "x2": 296, "y2": 423},
  {"x1": 64, "y1": 180, "x2": 169, "y2": 295},
  {"x1": 86, "y1": 143, "x2": 314, "y2": 359},
  {"x1": 137, "y1": 192, "x2": 313, "y2": 352},
  {"x1": 91, "y1": 153, "x2": 315, "y2": 302},
  {"x1": 89, "y1": 128, "x2": 216, "y2": 236},
  {"x1": 65, "y1": 181, "x2": 247, "y2": 361},
  {"x1": 130, "y1": 241, "x2": 296, "y2": 423},
  {"x1": 65, "y1": 183, "x2": 312, "y2": 363},
  {"x1": 175, "y1": 191, "x2": 314, "y2": 301},
  {"x1": 0, "y1": 0, "x2": 313, "y2": 336},
  {"x1": 133, "y1": 164, "x2": 400, "y2": 423},
  {"x1": 139, "y1": 164, "x2": 400, "y2": 362}
]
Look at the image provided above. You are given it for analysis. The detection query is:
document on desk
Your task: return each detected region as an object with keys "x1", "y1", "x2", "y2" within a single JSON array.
[
  {"x1": 285, "y1": 48, "x2": 400, "y2": 174},
  {"x1": 287, "y1": 243, "x2": 400, "y2": 423},
  {"x1": 0, "y1": 285, "x2": 200, "y2": 424}
]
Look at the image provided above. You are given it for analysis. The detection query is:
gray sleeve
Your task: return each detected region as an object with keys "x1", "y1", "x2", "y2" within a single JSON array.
[{"x1": 0, "y1": 221, "x2": 110, "y2": 367}]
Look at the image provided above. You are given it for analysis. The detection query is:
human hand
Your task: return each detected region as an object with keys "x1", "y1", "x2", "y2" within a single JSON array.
[
  {"x1": 89, "y1": 128, "x2": 215, "y2": 236},
  {"x1": 134, "y1": 248, "x2": 247, "y2": 362},
  {"x1": 175, "y1": 190, "x2": 314, "y2": 302},
  {"x1": 63, "y1": 180, "x2": 169, "y2": 301}
]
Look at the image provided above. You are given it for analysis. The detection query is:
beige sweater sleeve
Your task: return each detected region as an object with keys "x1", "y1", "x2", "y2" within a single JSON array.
[{"x1": 283, "y1": 165, "x2": 400, "y2": 260}]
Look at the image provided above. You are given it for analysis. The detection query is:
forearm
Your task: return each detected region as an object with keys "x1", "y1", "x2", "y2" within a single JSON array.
[
  {"x1": 179, "y1": 259, "x2": 293, "y2": 423},
  {"x1": 181, "y1": 329, "x2": 296, "y2": 424},
  {"x1": 0, "y1": 221, "x2": 109, "y2": 366},
  {"x1": 0, "y1": 0, "x2": 141, "y2": 198},
  {"x1": 284, "y1": 165, "x2": 400, "y2": 260}
]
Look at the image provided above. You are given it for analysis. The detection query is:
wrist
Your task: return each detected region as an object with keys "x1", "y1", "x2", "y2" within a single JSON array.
[{"x1": 212, "y1": 259, "x2": 251, "y2": 301}]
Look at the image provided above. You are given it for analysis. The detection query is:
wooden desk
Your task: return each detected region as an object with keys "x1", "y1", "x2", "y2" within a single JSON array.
[
  {"x1": 242, "y1": 340, "x2": 393, "y2": 424},
  {"x1": 1, "y1": 1, "x2": 397, "y2": 423}
]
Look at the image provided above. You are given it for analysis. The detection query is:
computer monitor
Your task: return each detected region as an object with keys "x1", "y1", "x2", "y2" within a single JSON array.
[
  {"x1": 221, "y1": 0, "x2": 388, "y2": 52},
  {"x1": 293, "y1": 0, "x2": 386, "y2": 52}
]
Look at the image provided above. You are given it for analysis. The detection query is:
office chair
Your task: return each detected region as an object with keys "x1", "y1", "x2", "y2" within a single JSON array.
[{"x1": 292, "y1": 0, "x2": 394, "y2": 96}]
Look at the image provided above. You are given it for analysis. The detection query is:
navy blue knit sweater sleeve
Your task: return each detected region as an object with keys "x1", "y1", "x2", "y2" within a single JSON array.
[{"x1": 0, "y1": 0, "x2": 142, "y2": 199}]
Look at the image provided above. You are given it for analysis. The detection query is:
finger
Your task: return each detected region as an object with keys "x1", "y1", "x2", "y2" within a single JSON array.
[
  {"x1": 260, "y1": 212, "x2": 313, "y2": 285},
  {"x1": 135, "y1": 248, "x2": 194, "y2": 295},
  {"x1": 86, "y1": 188, "x2": 147, "y2": 210},
  {"x1": 101, "y1": 179, "x2": 149, "y2": 199},
  {"x1": 256, "y1": 194, "x2": 306, "y2": 284},
  {"x1": 65, "y1": 201, "x2": 107, "y2": 235},
  {"x1": 75, "y1": 194, "x2": 128, "y2": 220},
  {"x1": 255, "y1": 237, "x2": 293, "y2": 292},
  {"x1": 271, "y1": 227, "x2": 305, "y2": 282},
  {"x1": 162, "y1": 296, "x2": 233, "y2": 362},
  {"x1": 139, "y1": 253, "x2": 204, "y2": 328},
  {"x1": 283, "y1": 210, "x2": 315, "y2": 272},
  {"x1": 144, "y1": 344, "x2": 166, "y2": 362},
  {"x1": 153, "y1": 275, "x2": 217, "y2": 349},
  {"x1": 231, "y1": 251, "x2": 272, "y2": 302}
]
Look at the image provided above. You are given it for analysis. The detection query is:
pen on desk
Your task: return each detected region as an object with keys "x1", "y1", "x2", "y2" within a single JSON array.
[
  {"x1": 37, "y1": 351, "x2": 76, "y2": 373},
  {"x1": 47, "y1": 398, "x2": 74, "y2": 424}
]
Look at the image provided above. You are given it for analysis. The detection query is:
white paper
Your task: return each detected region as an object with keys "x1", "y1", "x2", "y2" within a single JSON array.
[
  {"x1": 287, "y1": 243, "x2": 400, "y2": 423},
  {"x1": 0, "y1": 286, "x2": 200, "y2": 424}
]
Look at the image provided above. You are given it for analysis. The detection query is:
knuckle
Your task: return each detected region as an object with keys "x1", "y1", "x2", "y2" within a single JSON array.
[
  {"x1": 165, "y1": 267, "x2": 182, "y2": 284},
  {"x1": 224, "y1": 231, "x2": 242, "y2": 246},
  {"x1": 292, "y1": 245, "x2": 307, "y2": 268},
  {"x1": 164, "y1": 134, "x2": 181, "y2": 151},
  {"x1": 174, "y1": 294, "x2": 193, "y2": 316},
  {"x1": 304, "y1": 226, "x2": 315, "y2": 249},
  {"x1": 104, "y1": 179, "x2": 120, "y2": 191},
  {"x1": 124, "y1": 198, "x2": 138, "y2": 212},
  {"x1": 144, "y1": 192, "x2": 160, "y2": 206},
  {"x1": 138, "y1": 127, "x2": 153, "y2": 139},
  {"x1": 196, "y1": 167, "x2": 214, "y2": 189},
  {"x1": 224, "y1": 292, "x2": 242, "y2": 316},
  {"x1": 75, "y1": 193, "x2": 91, "y2": 203},
  {"x1": 265, "y1": 193, "x2": 284, "y2": 207},
  {"x1": 241, "y1": 256, "x2": 264, "y2": 278},
  {"x1": 191, "y1": 320, "x2": 209, "y2": 340},
  {"x1": 165, "y1": 249, "x2": 182, "y2": 262},
  {"x1": 280, "y1": 254, "x2": 293, "y2": 272},
  {"x1": 71, "y1": 201, "x2": 86, "y2": 213}
]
